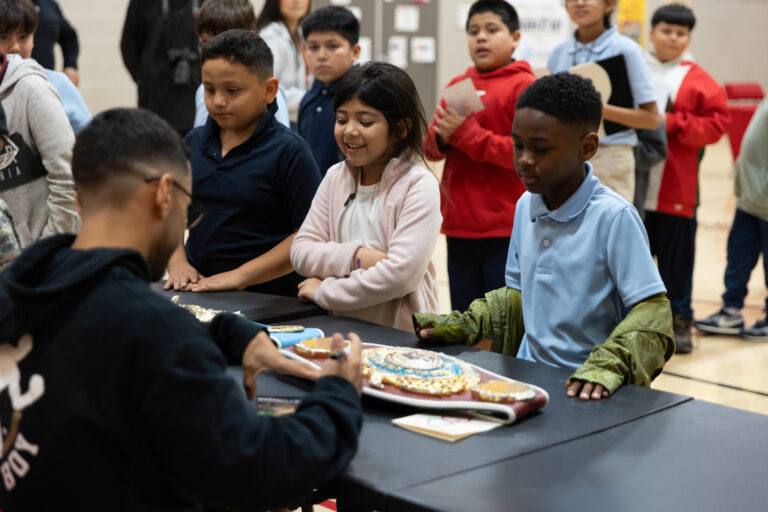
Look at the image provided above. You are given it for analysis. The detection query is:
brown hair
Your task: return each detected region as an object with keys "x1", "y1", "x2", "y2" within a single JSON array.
[
  {"x1": 0, "y1": 0, "x2": 38, "y2": 36},
  {"x1": 195, "y1": 0, "x2": 257, "y2": 38}
]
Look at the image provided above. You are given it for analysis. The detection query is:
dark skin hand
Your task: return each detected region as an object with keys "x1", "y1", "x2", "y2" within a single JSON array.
[{"x1": 417, "y1": 327, "x2": 611, "y2": 400}]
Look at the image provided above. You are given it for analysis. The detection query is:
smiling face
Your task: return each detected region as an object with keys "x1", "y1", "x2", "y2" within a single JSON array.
[
  {"x1": 466, "y1": 11, "x2": 520, "y2": 72},
  {"x1": 0, "y1": 29, "x2": 34, "y2": 59},
  {"x1": 305, "y1": 31, "x2": 360, "y2": 86},
  {"x1": 334, "y1": 96, "x2": 398, "y2": 176},
  {"x1": 202, "y1": 58, "x2": 277, "y2": 134},
  {"x1": 511, "y1": 107, "x2": 598, "y2": 210},
  {"x1": 650, "y1": 22, "x2": 691, "y2": 63}
]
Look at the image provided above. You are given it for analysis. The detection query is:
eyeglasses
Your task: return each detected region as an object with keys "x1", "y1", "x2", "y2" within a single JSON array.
[{"x1": 144, "y1": 176, "x2": 205, "y2": 229}]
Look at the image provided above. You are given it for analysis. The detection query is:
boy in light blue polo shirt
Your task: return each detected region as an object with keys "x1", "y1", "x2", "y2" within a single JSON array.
[
  {"x1": 414, "y1": 73, "x2": 674, "y2": 401},
  {"x1": 547, "y1": 0, "x2": 659, "y2": 202}
]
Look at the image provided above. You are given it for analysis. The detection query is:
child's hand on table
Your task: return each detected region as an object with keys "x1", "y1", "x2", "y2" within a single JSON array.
[
  {"x1": 164, "y1": 261, "x2": 204, "y2": 291},
  {"x1": 186, "y1": 269, "x2": 246, "y2": 292},
  {"x1": 566, "y1": 379, "x2": 611, "y2": 401},
  {"x1": 297, "y1": 277, "x2": 322, "y2": 302}
]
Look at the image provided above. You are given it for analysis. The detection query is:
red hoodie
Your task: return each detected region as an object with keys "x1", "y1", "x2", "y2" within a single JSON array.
[
  {"x1": 645, "y1": 61, "x2": 730, "y2": 217},
  {"x1": 424, "y1": 60, "x2": 536, "y2": 239}
]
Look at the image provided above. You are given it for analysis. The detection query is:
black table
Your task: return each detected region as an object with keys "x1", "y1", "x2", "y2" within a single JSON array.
[
  {"x1": 151, "y1": 281, "x2": 324, "y2": 324},
  {"x1": 390, "y1": 399, "x2": 768, "y2": 512},
  {"x1": 252, "y1": 315, "x2": 693, "y2": 512}
]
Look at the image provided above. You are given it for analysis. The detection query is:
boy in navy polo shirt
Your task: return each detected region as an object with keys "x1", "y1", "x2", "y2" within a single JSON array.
[
  {"x1": 414, "y1": 74, "x2": 675, "y2": 401},
  {"x1": 298, "y1": 6, "x2": 360, "y2": 175},
  {"x1": 165, "y1": 30, "x2": 321, "y2": 296}
]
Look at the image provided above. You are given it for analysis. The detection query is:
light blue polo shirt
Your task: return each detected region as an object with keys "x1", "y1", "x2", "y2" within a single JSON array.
[
  {"x1": 505, "y1": 164, "x2": 666, "y2": 369},
  {"x1": 44, "y1": 69, "x2": 91, "y2": 134},
  {"x1": 547, "y1": 26, "x2": 656, "y2": 147}
]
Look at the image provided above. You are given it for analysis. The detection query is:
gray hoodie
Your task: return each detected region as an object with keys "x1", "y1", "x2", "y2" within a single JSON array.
[
  {"x1": 735, "y1": 99, "x2": 768, "y2": 222},
  {"x1": 0, "y1": 54, "x2": 79, "y2": 248}
]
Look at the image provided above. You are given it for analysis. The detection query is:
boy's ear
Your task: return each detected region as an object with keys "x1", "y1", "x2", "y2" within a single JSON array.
[
  {"x1": 397, "y1": 119, "x2": 412, "y2": 140},
  {"x1": 351, "y1": 43, "x2": 361, "y2": 62},
  {"x1": 262, "y1": 77, "x2": 279, "y2": 104},
  {"x1": 511, "y1": 30, "x2": 521, "y2": 51},
  {"x1": 579, "y1": 132, "x2": 600, "y2": 161}
]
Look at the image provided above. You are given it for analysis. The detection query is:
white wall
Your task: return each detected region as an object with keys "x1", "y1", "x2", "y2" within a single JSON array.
[{"x1": 59, "y1": 0, "x2": 768, "y2": 117}]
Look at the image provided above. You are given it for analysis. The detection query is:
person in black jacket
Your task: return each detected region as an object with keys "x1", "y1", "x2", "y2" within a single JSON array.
[
  {"x1": 30, "y1": 0, "x2": 80, "y2": 85},
  {"x1": 0, "y1": 107, "x2": 364, "y2": 510},
  {"x1": 121, "y1": 0, "x2": 202, "y2": 135}
]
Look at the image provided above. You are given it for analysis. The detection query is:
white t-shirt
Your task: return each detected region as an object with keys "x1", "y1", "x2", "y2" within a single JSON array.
[{"x1": 339, "y1": 181, "x2": 387, "y2": 252}]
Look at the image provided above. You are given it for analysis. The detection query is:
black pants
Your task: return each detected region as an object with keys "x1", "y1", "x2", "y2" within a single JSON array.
[
  {"x1": 446, "y1": 236, "x2": 510, "y2": 312},
  {"x1": 644, "y1": 211, "x2": 697, "y2": 318}
]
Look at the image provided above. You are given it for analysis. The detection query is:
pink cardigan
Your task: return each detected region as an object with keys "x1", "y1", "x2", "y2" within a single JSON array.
[{"x1": 291, "y1": 157, "x2": 441, "y2": 330}]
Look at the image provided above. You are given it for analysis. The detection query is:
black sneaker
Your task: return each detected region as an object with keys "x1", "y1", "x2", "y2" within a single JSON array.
[
  {"x1": 740, "y1": 318, "x2": 768, "y2": 342},
  {"x1": 694, "y1": 307, "x2": 744, "y2": 335},
  {"x1": 673, "y1": 314, "x2": 693, "y2": 354}
]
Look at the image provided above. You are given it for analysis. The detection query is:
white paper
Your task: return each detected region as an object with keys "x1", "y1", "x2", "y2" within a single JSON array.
[
  {"x1": 329, "y1": 0, "x2": 351, "y2": 5},
  {"x1": 457, "y1": 3, "x2": 471, "y2": 30},
  {"x1": 357, "y1": 36, "x2": 372, "y2": 64},
  {"x1": 393, "y1": 413, "x2": 503, "y2": 442},
  {"x1": 347, "y1": 6, "x2": 362, "y2": 22},
  {"x1": 394, "y1": 5, "x2": 420, "y2": 33},
  {"x1": 442, "y1": 77, "x2": 485, "y2": 115},
  {"x1": 387, "y1": 35, "x2": 408, "y2": 69},
  {"x1": 410, "y1": 37, "x2": 436, "y2": 64}
]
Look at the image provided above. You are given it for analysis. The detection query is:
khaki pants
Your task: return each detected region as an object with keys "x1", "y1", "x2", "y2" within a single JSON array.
[{"x1": 588, "y1": 144, "x2": 635, "y2": 202}]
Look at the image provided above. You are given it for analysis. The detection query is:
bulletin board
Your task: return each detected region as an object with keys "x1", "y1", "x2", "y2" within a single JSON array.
[{"x1": 313, "y1": 0, "x2": 438, "y2": 120}]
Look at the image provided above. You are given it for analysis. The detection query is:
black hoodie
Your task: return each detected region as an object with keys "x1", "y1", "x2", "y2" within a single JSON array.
[{"x1": 0, "y1": 234, "x2": 361, "y2": 510}]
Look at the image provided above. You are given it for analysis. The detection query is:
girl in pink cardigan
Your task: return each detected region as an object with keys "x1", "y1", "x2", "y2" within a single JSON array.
[{"x1": 290, "y1": 62, "x2": 441, "y2": 331}]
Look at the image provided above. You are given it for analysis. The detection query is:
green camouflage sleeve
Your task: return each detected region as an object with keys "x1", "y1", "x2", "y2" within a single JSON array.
[
  {"x1": 568, "y1": 294, "x2": 675, "y2": 393},
  {"x1": 0, "y1": 200, "x2": 21, "y2": 271},
  {"x1": 412, "y1": 287, "x2": 525, "y2": 356}
]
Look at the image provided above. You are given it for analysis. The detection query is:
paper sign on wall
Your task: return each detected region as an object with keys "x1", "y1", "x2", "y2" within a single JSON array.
[
  {"x1": 348, "y1": 6, "x2": 362, "y2": 22},
  {"x1": 411, "y1": 36, "x2": 436, "y2": 64},
  {"x1": 358, "y1": 36, "x2": 372, "y2": 64},
  {"x1": 387, "y1": 35, "x2": 408, "y2": 68},
  {"x1": 394, "y1": 5, "x2": 420, "y2": 33}
]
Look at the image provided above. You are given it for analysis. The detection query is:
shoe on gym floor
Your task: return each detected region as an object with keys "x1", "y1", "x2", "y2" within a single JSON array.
[
  {"x1": 673, "y1": 313, "x2": 693, "y2": 354},
  {"x1": 740, "y1": 317, "x2": 768, "y2": 342},
  {"x1": 693, "y1": 307, "x2": 744, "y2": 335}
]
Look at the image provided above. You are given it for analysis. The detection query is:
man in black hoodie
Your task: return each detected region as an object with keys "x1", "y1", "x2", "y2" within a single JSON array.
[{"x1": 0, "y1": 107, "x2": 364, "y2": 510}]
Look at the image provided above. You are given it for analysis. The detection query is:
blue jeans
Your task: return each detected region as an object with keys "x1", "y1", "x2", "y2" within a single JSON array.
[
  {"x1": 446, "y1": 236, "x2": 510, "y2": 311},
  {"x1": 722, "y1": 208, "x2": 768, "y2": 310}
]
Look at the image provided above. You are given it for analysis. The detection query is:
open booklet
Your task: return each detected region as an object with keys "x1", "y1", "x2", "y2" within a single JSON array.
[
  {"x1": 392, "y1": 412, "x2": 505, "y2": 442},
  {"x1": 571, "y1": 54, "x2": 635, "y2": 135}
]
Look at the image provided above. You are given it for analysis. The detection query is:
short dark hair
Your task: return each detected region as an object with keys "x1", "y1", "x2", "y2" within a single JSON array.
[
  {"x1": 0, "y1": 0, "x2": 38, "y2": 36},
  {"x1": 466, "y1": 0, "x2": 519, "y2": 33},
  {"x1": 73, "y1": 108, "x2": 189, "y2": 196},
  {"x1": 652, "y1": 3, "x2": 696, "y2": 30},
  {"x1": 301, "y1": 6, "x2": 359, "y2": 46},
  {"x1": 516, "y1": 73, "x2": 603, "y2": 132},
  {"x1": 200, "y1": 29, "x2": 273, "y2": 79},
  {"x1": 195, "y1": 0, "x2": 257, "y2": 38},
  {"x1": 334, "y1": 62, "x2": 427, "y2": 163}
]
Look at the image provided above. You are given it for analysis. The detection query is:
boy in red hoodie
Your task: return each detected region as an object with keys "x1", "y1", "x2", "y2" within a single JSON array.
[
  {"x1": 423, "y1": 0, "x2": 535, "y2": 311},
  {"x1": 642, "y1": 3, "x2": 730, "y2": 353}
]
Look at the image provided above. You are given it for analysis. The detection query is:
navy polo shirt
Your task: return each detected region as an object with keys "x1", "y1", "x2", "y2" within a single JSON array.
[
  {"x1": 185, "y1": 102, "x2": 322, "y2": 291},
  {"x1": 298, "y1": 78, "x2": 343, "y2": 176}
]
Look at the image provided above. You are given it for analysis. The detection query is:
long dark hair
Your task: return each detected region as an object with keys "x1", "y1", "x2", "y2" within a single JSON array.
[
  {"x1": 334, "y1": 62, "x2": 428, "y2": 163},
  {"x1": 255, "y1": 0, "x2": 312, "y2": 34}
]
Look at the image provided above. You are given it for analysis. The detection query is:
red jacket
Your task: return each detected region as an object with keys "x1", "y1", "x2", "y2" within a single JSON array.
[
  {"x1": 645, "y1": 61, "x2": 730, "y2": 217},
  {"x1": 423, "y1": 60, "x2": 536, "y2": 238}
]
